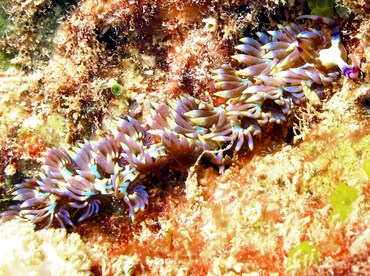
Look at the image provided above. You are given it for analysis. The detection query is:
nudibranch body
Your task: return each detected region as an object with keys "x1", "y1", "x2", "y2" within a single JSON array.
[
  {"x1": 0, "y1": 16, "x2": 359, "y2": 229},
  {"x1": 212, "y1": 15, "x2": 359, "y2": 156}
]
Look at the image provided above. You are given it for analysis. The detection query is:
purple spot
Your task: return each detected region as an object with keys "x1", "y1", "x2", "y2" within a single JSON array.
[
  {"x1": 349, "y1": 66, "x2": 359, "y2": 79},
  {"x1": 332, "y1": 31, "x2": 340, "y2": 39},
  {"x1": 343, "y1": 66, "x2": 350, "y2": 75}
]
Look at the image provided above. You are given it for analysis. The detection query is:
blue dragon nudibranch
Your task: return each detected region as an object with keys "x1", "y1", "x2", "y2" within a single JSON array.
[{"x1": 0, "y1": 16, "x2": 359, "y2": 229}]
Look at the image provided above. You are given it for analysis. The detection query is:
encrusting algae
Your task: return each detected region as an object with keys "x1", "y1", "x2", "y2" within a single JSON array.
[
  {"x1": 0, "y1": 0, "x2": 370, "y2": 274},
  {"x1": 0, "y1": 220, "x2": 91, "y2": 275}
]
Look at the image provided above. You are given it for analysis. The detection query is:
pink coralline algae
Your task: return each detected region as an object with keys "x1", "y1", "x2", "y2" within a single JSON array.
[{"x1": 0, "y1": 16, "x2": 359, "y2": 229}]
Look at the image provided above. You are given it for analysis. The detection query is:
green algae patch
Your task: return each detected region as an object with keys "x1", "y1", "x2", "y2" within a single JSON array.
[
  {"x1": 0, "y1": 50, "x2": 14, "y2": 71},
  {"x1": 308, "y1": 0, "x2": 334, "y2": 17},
  {"x1": 328, "y1": 182, "x2": 359, "y2": 223},
  {"x1": 111, "y1": 83, "x2": 124, "y2": 96},
  {"x1": 0, "y1": 3, "x2": 14, "y2": 70},
  {"x1": 362, "y1": 159, "x2": 370, "y2": 180},
  {"x1": 286, "y1": 241, "x2": 319, "y2": 272},
  {"x1": 0, "y1": 3, "x2": 10, "y2": 38}
]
